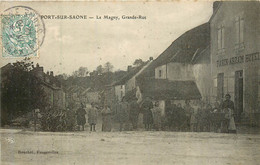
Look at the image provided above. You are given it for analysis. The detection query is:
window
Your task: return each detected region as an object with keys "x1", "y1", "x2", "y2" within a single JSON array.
[
  {"x1": 217, "y1": 25, "x2": 225, "y2": 54},
  {"x1": 121, "y1": 85, "x2": 123, "y2": 89},
  {"x1": 159, "y1": 70, "x2": 162, "y2": 78},
  {"x1": 235, "y1": 16, "x2": 245, "y2": 51}
]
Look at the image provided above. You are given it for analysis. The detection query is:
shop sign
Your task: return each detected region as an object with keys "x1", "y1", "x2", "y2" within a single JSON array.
[{"x1": 217, "y1": 52, "x2": 259, "y2": 67}]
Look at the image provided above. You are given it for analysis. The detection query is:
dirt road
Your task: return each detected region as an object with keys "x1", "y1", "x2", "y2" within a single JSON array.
[{"x1": 1, "y1": 129, "x2": 260, "y2": 165}]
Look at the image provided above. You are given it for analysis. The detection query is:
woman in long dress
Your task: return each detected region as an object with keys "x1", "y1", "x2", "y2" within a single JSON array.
[
  {"x1": 101, "y1": 105, "x2": 112, "y2": 132},
  {"x1": 227, "y1": 108, "x2": 236, "y2": 133}
]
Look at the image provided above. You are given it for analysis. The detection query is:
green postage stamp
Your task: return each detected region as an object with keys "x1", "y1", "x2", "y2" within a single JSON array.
[{"x1": 1, "y1": 6, "x2": 45, "y2": 58}]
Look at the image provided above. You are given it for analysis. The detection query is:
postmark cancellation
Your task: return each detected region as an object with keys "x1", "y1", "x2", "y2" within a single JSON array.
[{"x1": 1, "y1": 6, "x2": 45, "y2": 58}]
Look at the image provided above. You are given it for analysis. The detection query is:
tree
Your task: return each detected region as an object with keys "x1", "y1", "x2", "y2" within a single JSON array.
[
  {"x1": 103, "y1": 62, "x2": 114, "y2": 73},
  {"x1": 1, "y1": 58, "x2": 47, "y2": 125},
  {"x1": 96, "y1": 65, "x2": 103, "y2": 75},
  {"x1": 133, "y1": 59, "x2": 144, "y2": 66},
  {"x1": 72, "y1": 70, "x2": 79, "y2": 77},
  {"x1": 78, "y1": 67, "x2": 89, "y2": 77},
  {"x1": 56, "y1": 73, "x2": 68, "y2": 80},
  {"x1": 72, "y1": 67, "x2": 89, "y2": 77}
]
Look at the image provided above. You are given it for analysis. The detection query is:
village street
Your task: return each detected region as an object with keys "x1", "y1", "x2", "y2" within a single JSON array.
[{"x1": 1, "y1": 128, "x2": 260, "y2": 165}]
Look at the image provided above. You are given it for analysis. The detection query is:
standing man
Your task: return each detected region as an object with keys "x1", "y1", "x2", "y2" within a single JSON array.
[
  {"x1": 76, "y1": 103, "x2": 86, "y2": 131},
  {"x1": 129, "y1": 97, "x2": 140, "y2": 130},
  {"x1": 151, "y1": 101, "x2": 162, "y2": 131},
  {"x1": 117, "y1": 97, "x2": 129, "y2": 131},
  {"x1": 221, "y1": 94, "x2": 236, "y2": 133},
  {"x1": 222, "y1": 94, "x2": 235, "y2": 111},
  {"x1": 183, "y1": 100, "x2": 193, "y2": 131},
  {"x1": 141, "y1": 97, "x2": 154, "y2": 131},
  {"x1": 88, "y1": 102, "x2": 98, "y2": 132}
]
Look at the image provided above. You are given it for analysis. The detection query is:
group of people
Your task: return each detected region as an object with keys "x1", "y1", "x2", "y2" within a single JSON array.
[
  {"x1": 74, "y1": 97, "x2": 160, "y2": 132},
  {"x1": 75, "y1": 102, "x2": 99, "y2": 131},
  {"x1": 74, "y1": 94, "x2": 237, "y2": 133}
]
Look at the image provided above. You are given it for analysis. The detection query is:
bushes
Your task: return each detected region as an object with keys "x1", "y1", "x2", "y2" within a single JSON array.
[{"x1": 41, "y1": 109, "x2": 76, "y2": 132}]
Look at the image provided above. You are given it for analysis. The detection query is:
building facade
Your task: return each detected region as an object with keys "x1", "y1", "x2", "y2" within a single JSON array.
[
  {"x1": 155, "y1": 63, "x2": 194, "y2": 81},
  {"x1": 32, "y1": 64, "x2": 66, "y2": 110},
  {"x1": 111, "y1": 60, "x2": 152, "y2": 103},
  {"x1": 114, "y1": 84, "x2": 125, "y2": 102},
  {"x1": 210, "y1": 2, "x2": 260, "y2": 119}
]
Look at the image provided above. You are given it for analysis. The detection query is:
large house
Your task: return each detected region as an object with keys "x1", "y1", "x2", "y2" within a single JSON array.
[
  {"x1": 136, "y1": 23, "x2": 211, "y2": 114},
  {"x1": 210, "y1": 1, "x2": 260, "y2": 122}
]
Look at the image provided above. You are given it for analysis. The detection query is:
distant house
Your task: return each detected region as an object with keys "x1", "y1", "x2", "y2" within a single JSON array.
[
  {"x1": 66, "y1": 85, "x2": 86, "y2": 106},
  {"x1": 81, "y1": 88, "x2": 100, "y2": 104},
  {"x1": 66, "y1": 86, "x2": 101, "y2": 107},
  {"x1": 136, "y1": 23, "x2": 210, "y2": 113},
  {"x1": 31, "y1": 64, "x2": 66, "y2": 109},
  {"x1": 105, "y1": 59, "x2": 153, "y2": 105}
]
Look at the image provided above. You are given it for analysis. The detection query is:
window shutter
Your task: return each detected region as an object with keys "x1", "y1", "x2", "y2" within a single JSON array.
[
  {"x1": 221, "y1": 26, "x2": 225, "y2": 49},
  {"x1": 217, "y1": 28, "x2": 221, "y2": 50},
  {"x1": 235, "y1": 18, "x2": 240, "y2": 44},
  {"x1": 240, "y1": 18, "x2": 244, "y2": 43}
]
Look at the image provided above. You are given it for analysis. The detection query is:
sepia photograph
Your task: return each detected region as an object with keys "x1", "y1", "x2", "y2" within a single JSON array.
[{"x1": 0, "y1": 1, "x2": 259, "y2": 165}]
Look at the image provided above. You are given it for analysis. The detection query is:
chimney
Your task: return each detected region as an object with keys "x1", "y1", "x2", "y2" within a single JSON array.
[
  {"x1": 149, "y1": 57, "x2": 153, "y2": 61},
  {"x1": 34, "y1": 65, "x2": 44, "y2": 80},
  {"x1": 50, "y1": 71, "x2": 54, "y2": 77},
  {"x1": 38, "y1": 67, "x2": 44, "y2": 72},
  {"x1": 213, "y1": 1, "x2": 221, "y2": 13},
  {"x1": 127, "y1": 65, "x2": 132, "y2": 72}
]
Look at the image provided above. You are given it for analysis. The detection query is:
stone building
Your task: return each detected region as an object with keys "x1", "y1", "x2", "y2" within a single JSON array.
[
  {"x1": 111, "y1": 60, "x2": 152, "y2": 103},
  {"x1": 1, "y1": 63, "x2": 66, "y2": 111},
  {"x1": 136, "y1": 23, "x2": 211, "y2": 113},
  {"x1": 66, "y1": 86, "x2": 100, "y2": 106},
  {"x1": 31, "y1": 64, "x2": 66, "y2": 109},
  {"x1": 210, "y1": 1, "x2": 260, "y2": 121}
]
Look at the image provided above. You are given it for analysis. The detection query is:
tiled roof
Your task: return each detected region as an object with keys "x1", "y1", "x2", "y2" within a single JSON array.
[
  {"x1": 136, "y1": 23, "x2": 210, "y2": 80},
  {"x1": 124, "y1": 88, "x2": 137, "y2": 101},
  {"x1": 138, "y1": 78, "x2": 201, "y2": 100},
  {"x1": 112, "y1": 61, "x2": 149, "y2": 86}
]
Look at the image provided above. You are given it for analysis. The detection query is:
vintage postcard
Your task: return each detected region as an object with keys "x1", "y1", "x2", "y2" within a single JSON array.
[{"x1": 0, "y1": 1, "x2": 259, "y2": 165}]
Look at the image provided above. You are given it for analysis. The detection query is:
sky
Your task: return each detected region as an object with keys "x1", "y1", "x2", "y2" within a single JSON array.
[{"x1": 0, "y1": 1, "x2": 213, "y2": 75}]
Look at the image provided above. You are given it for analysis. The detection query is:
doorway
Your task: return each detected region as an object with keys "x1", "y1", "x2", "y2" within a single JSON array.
[{"x1": 235, "y1": 70, "x2": 243, "y2": 122}]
